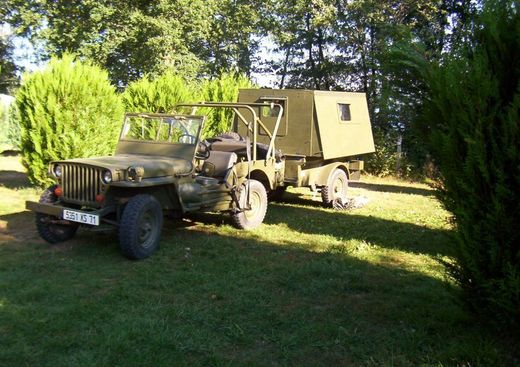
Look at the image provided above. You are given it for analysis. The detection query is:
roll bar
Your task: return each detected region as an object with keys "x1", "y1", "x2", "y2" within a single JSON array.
[{"x1": 174, "y1": 102, "x2": 284, "y2": 162}]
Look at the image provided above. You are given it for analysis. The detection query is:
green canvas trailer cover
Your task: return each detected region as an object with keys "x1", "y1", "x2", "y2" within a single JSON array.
[{"x1": 236, "y1": 89, "x2": 375, "y2": 160}]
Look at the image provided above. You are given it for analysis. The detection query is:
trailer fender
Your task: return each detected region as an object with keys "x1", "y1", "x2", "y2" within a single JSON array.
[
  {"x1": 301, "y1": 162, "x2": 349, "y2": 188},
  {"x1": 318, "y1": 163, "x2": 349, "y2": 187}
]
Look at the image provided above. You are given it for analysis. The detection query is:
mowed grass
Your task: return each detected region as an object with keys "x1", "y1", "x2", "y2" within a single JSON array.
[{"x1": 0, "y1": 156, "x2": 517, "y2": 366}]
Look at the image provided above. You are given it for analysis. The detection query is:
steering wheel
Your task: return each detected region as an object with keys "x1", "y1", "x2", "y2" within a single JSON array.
[
  {"x1": 178, "y1": 134, "x2": 196, "y2": 144},
  {"x1": 195, "y1": 140, "x2": 211, "y2": 160}
]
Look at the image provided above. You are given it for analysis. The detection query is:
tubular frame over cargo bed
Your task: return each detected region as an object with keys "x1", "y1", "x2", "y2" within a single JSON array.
[{"x1": 236, "y1": 89, "x2": 375, "y2": 160}]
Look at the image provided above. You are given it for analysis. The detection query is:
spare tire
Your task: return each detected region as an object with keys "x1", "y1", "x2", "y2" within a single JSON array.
[{"x1": 216, "y1": 132, "x2": 243, "y2": 141}]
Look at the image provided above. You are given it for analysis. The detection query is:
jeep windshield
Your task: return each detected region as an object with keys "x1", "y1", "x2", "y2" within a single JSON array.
[{"x1": 121, "y1": 114, "x2": 203, "y2": 145}]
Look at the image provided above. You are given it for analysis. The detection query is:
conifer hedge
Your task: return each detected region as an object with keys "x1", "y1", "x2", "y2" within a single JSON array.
[
  {"x1": 200, "y1": 72, "x2": 253, "y2": 138},
  {"x1": 123, "y1": 71, "x2": 252, "y2": 138},
  {"x1": 122, "y1": 72, "x2": 193, "y2": 114},
  {"x1": 16, "y1": 54, "x2": 124, "y2": 187},
  {"x1": 414, "y1": 0, "x2": 520, "y2": 326}
]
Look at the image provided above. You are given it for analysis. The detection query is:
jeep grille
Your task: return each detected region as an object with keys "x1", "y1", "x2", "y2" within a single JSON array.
[{"x1": 61, "y1": 164, "x2": 103, "y2": 205}]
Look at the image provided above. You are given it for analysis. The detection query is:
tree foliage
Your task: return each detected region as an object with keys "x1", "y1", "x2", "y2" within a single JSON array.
[
  {"x1": 411, "y1": 0, "x2": 520, "y2": 326},
  {"x1": 199, "y1": 72, "x2": 253, "y2": 138},
  {"x1": 123, "y1": 72, "x2": 193, "y2": 114},
  {"x1": 0, "y1": 30, "x2": 18, "y2": 94},
  {"x1": 123, "y1": 71, "x2": 253, "y2": 138},
  {"x1": 3, "y1": 0, "x2": 484, "y2": 176},
  {"x1": 2, "y1": 0, "x2": 261, "y2": 86},
  {"x1": 16, "y1": 54, "x2": 124, "y2": 187}
]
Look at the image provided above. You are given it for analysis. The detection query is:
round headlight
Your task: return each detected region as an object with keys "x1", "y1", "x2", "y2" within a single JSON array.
[
  {"x1": 53, "y1": 164, "x2": 62, "y2": 178},
  {"x1": 127, "y1": 166, "x2": 144, "y2": 182},
  {"x1": 102, "y1": 170, "x2": 112, "y2": 184}
]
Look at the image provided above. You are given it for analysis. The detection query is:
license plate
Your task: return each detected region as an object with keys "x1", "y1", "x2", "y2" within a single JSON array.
[{"x1": 63, "y1": 209, "x2": 100, "y2": 226}]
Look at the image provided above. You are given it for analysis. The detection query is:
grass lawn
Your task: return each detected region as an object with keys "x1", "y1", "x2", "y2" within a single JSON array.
[{"x1": 0, "y1": 155, "x2": 517, "y2": 366}]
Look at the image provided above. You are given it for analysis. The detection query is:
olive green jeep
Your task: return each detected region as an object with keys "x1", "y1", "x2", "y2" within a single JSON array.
[{"x1": 26, "y1": 106, "x2": 282, "y2": 259}]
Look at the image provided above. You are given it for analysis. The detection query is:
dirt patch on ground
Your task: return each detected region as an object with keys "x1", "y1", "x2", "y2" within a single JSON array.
[{"x1": 0, "y1": 211, "x2": 43, "y2": 245}]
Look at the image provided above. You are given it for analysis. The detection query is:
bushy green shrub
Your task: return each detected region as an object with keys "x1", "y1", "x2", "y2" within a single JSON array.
[
  {"x1": 0, "y1": 102, "x2": 7, "y2": 151},
  {"x1": 16, "y1": 54, "x2": 124, "y2": 187},
  {"x1": 413, "y1": 0, "x2": 520, "y2": 327},
  {"x1": 199, "y1": 72, "x2": 253, "y2": 138},
  {"x1": 364, "y1": 127, "x2": 398, "y2": 176},
  {"x1": 123, "y1": 72, "x2": 194, "y2": 113},
  {"x1": 122, "y1": 71, "x2": 253, "y2": 138},
  {"x1": 7, "y1": 102, "x2": 21, "y2": 151}
]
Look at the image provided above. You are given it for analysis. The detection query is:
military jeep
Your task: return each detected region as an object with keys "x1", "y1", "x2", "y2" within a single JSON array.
[{"x1": 26, "y1": 106, "x2": 282, "y2": 259}]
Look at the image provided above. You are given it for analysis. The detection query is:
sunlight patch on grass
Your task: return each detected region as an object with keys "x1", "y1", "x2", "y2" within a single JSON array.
[
  {"x1": 349, "y1": 245, "x2": 448, "y2": 281},
  {"x1": 0, "y1": 187, "x2": 40, "y2": 216},
  {"x1": 0, "y1": 156, "x2": 516, "y2": 366}
]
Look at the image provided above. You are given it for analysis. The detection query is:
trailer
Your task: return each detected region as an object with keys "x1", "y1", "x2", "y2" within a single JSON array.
[{"x1": 234, "y1": 89, "x2": 375, "y2": 203}]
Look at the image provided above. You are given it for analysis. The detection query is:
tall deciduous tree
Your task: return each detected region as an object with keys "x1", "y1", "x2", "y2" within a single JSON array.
[
  {"x1": 3, "y1": 0, "x2": 218, "y2": 86},
  {"x1": 0, "y1": 26, "x2": 18, "y2": 93},
  {"x1": 202, "y1": 0, "x2": 265, "y2": 77}
]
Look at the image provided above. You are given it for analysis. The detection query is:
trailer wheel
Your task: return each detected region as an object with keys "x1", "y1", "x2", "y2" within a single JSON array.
[
  {"x1": 232, "y1": 180, "x2": 268, "y2": 230},
  {"x1": 36, "y1": 185, "x2": 79, "y2": 243},
  {"x1": 119, "y1": 194, "x2": 163, "y2": 260},
  {"x1": 322, "y1": 169, "x2": 348, "y2": 204}
]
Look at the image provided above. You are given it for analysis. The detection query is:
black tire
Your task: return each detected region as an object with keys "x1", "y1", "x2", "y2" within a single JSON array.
[
  {"x1": 231, "y1": 180, "x2": 268, "y2": 230},
  {"x1": 217, "y1": 132, "x2": 242, "y2": 141},
  {"x1": 36, "y1": 186, "x2": 79, "y2": 243},
  {"x1": 321, "y1": 169, "x2": 348, "y2": 204},
  {"x1": 118, "y1": 194, "x2": 163, "y2": 260}
]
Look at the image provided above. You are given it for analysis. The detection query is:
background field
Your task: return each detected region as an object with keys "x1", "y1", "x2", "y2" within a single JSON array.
[{"x1": 0, "y1": 155, "x2": 517, "y2": 366}]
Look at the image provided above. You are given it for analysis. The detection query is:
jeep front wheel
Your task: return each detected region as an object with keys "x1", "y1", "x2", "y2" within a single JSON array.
[
  {"x1": 321, "y1": 169, "x2": 348, "y2": 204},
  {"x1": 232, "y1": 180, "x2": 268, "y2": 230},
  {"x1": 119, "y1": 194, "x2": 163, "y2": 260},
  {"x1": 36, "y1": 185, "x2": 79, "y2": 243}
]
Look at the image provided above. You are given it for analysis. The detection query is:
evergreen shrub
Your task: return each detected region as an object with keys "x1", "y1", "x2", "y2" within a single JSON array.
[
  {"x1": 123, "y1": 72, "x2": 193, "y2": 114},
  {"x1": 414, "y1": 0, "x2": 520, "y2": 326},
  {"x1": 199, "y1": 72, "x2": 253, "y2": 138},
  {"x1": 16, "y1": 54, "x2": 124, "y2": 187},
  {"x1": 122, "y1": 71, "x2": 253, "y2": 139}
]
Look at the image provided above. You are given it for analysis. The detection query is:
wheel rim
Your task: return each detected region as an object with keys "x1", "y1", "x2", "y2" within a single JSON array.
[
  {"x1": 332, "y1": 176, "x2": 346, "y2": 199},
  {"x1": 137, "y1": 210, "x2": 157, "y2": 249},
  {"x1": 245, "y1": 190, "x2": 262, "y2": 220}
]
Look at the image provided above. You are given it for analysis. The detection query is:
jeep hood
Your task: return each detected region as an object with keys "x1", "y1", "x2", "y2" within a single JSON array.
[{"x1": 59, "y1": 154, "x2": 193, "y2": 178}]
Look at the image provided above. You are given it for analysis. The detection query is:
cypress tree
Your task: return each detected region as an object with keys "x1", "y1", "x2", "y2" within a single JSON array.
[
  {"x1": 200, "y1": 72, "x2": 253, "y2": 138},
  {"x1": 413, "y1": 0, "x2": 520, "y2": 326},
  {"x1": 16, "y1": 54, "x2": 124, "y2": 187},
  {"x1": 122, "y1": 72, "x2": 193, "y2": 114},
  {"x1": 123, "y1": 71, "x2": 252, "y2": 138}
]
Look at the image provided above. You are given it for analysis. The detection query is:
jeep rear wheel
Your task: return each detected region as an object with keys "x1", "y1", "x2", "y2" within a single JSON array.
[
  {"x1": 322, "y1": 169, "x2": 348, "y2": 204},
  {"x1": 36, "y1": 186, "x2": 79, "y2": 243},
  {"x1": 232, "y1": 180, "x2": 268, "y2": 230},
  {"x1": 119, "y1": 194, "x2": 163, "y2": 260}
]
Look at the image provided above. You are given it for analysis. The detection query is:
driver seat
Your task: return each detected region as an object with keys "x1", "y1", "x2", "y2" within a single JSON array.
[{"x1": 201, "y1": 151, "x2": 237, "y2": 180}]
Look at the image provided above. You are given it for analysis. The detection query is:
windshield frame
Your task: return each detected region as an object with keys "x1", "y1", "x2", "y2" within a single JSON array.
[{"x1": 120, "y1": 113, "x2": 205, "y2": 145}]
